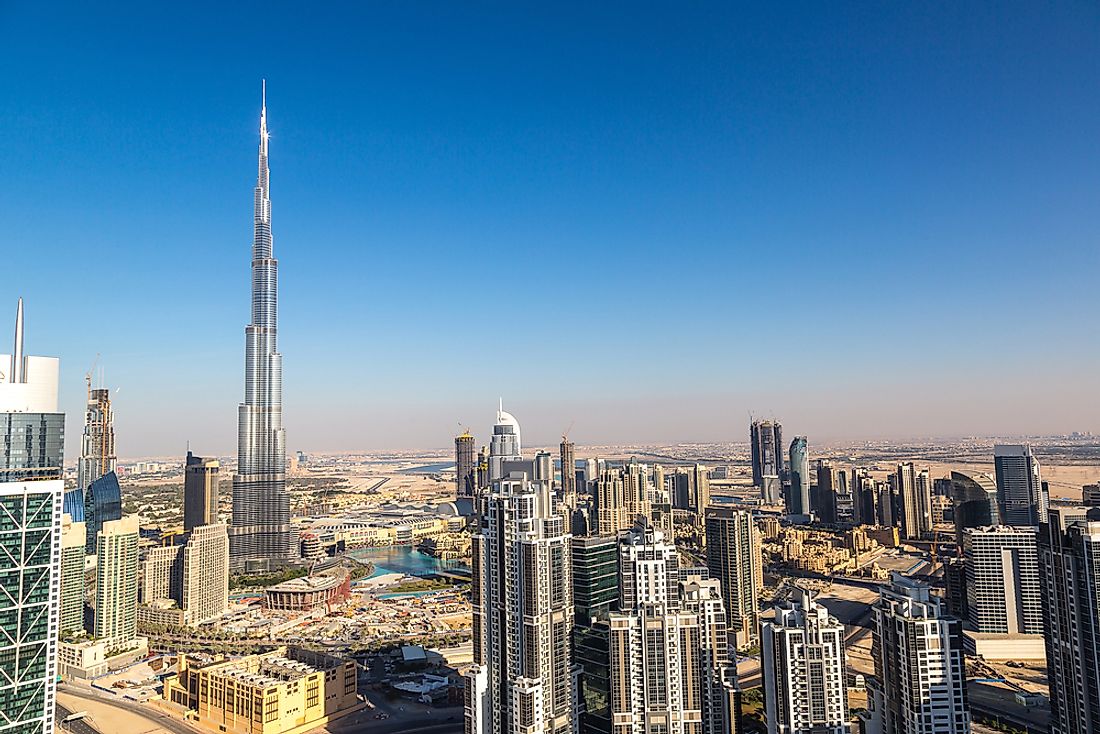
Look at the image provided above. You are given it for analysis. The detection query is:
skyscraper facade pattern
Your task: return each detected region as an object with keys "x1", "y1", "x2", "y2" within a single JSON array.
[{"x1": 230, "y1": 85, "x2": 291, "y2": 567}]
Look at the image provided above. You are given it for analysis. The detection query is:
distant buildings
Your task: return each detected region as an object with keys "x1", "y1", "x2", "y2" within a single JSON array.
[
  {"x1": 761, "y1": 587, "x2": 848, "y2": 734},
  {"x1": 455, "y1": 431, "x2": 476, "y2": 499},
  {"x1": 466, "y1": 406, "x2": 575, "y2": 734},
  {"x1": 705, "y1": 506, "x2": 762, "y2": 648},
  {"x1": 894, "y1": 462, "x2": 931, "y2": 540},
  {"x1": 0, "y1": 298, "x2": 65, "y2": 734},
  {"x1": 1038, "y1": 507, "x2": 1100, "y2": 734},
  {"x1": 230, "y1": 85, "x2": 292, "y2": 569},
  {"x1": 865, "y1": 575, "x2": 970, "y2": 734},
  {"x1": 994, "y1": 444, "x2": 1047, "y2": 527},
  {"x1": 184, "y1": 451, "x2": 220, "y2": 531},
  {"x1": 787, "y1": 437, "x2": 810, "y2": 519},
  {"x1": 609, "y1": 522, "x2": 733, "y2": 734},
  {"x1": 751, "y1": 419, "x2": 784, "y2": 488},
  {"x1": 164, "y1": 646, "x2": 361, "y2": 734}
]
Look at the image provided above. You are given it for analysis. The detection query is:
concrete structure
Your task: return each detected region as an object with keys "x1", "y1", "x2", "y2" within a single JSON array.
[
  {"x1": 455, "y1": 431, "x2": 476, "y2": 499},
  {"x1": 608, "y1": 523, "x2": 733, "y2": 734},
  {"x1": 0, "y1": 299, "x2": 65, "y2": 734},
  {"x1": 963, "y1": 525, "x2": 1042, "y2": 635},
  {"x1": 1038, "y1": 507, "x2": 1100, "y2": 734},
  {"x1": 164, "y1": 646, "x2": 361, "y2": 734},
  {"x1": 705, "y1": 506, "x2": 762, "y2": 648},
  {"x1": 994, "y1": 444, "x2": 1047, "y2": 527},
  {"x1": 184, "y1": 451, "x2": 220, "y2": 531},
  {"x1": 60, "y1": 513, "x2": 87, "y2": 635},
  {"x1": 95, "y1": 515, "x2": 140, "y2": 648},
  {"x1": 787, "y1": 437, "x2": 810, "y2": 519},
  {"x1": 750, "y1": 419, "x2": 784, "y2": 489},
  {"x1": 77, "y1": 386, "x2": 116, "y2": 495},
  {"x1": 865, "y1": 575, "x2": 970, "y2": 734},
  {"x1": 761, "y1": 588, "x2": 848, "y2": 734},
  {"x1": 231, "y1": 84, "x2": 292, "y2": 569},
  {"x1": 139, "y1": 522, "x2": 230, "y2": 627},
  {"x1": 466, "y1": 408, "x2": 575, "y2": 734},
  {"x1": 595, "y1": 468, "x2": 628, "y2": 536},
  {"x1": 264, "y1": 566, "x2": 351, "y2": 612}
]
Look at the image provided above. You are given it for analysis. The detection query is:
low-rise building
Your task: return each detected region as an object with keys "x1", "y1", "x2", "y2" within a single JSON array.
[
  {"x1": 264, "y1": 567, "x2": 351, "y2": 613},
  {"x1": 163, "y1": 646, "x2": 361, "y2": 734}
]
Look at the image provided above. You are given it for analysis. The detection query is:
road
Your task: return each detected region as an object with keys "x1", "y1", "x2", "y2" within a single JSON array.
[
  {"x1": 58, "y1": 683, "x2": 201, "y2": 734},
  {"x1": 56, "y1": 702, "x2": 101, "y2": 734}
]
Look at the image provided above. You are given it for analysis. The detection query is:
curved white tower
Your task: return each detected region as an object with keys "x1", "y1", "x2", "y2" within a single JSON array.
[
  {"x1": 230, "y1": 82, "x2": 291, "y2": 569},
  {"x1": 489, "y1": 399, "x2": 522, "y2": 481}
]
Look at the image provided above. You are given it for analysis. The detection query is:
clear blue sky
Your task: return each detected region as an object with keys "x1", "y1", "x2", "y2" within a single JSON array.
[{"x1": 2, "y1": 2, "x2": 1098, "y2": 457}]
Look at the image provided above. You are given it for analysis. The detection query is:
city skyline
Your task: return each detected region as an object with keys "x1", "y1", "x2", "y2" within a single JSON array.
[{"x1": 3, "y1": 3, "x2": 1100, "y2": 457}]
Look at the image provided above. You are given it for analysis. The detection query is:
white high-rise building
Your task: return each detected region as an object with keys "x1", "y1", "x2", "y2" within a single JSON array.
[
  {"x1": 761, "y1": 588, "x2": 848, "y2": 734},
  {"x1": 865, "y1": 575, "x2": 970, "y2": 734},
  {"x1": 963, "y1": 525, "x2": 1042, "y2": 635},
  {"x1": 139, "y1": 523, "x2": 229, "y2": 627},
  {"x1": 608, "y1": 522, "x2": 734, "y2": 734},
  {"x1": 60, "y1": 514, "x2": 87, "y2": 635},
  {"x1": 95, "y1": 515, "x2": 140, "y2": 648},
  {"x1": 466, "y1": 407, "x2": 576, "y2": 734},
  {"x1": 0, "y1": 299, "x2": 65, "y2": 733}
]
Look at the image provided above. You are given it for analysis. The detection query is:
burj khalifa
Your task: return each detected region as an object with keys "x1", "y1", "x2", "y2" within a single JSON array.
[{"x1": 230, "y1": 83, "x2": 291, "y2": 569}]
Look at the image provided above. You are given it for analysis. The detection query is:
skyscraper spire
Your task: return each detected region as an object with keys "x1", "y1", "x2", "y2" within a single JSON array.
[
  {"x1": 230, "y1": 82, "x2": 290, "y2": 568},
  {"x1": 11, "y1": 297, "x2": 23, "y2": 384}
]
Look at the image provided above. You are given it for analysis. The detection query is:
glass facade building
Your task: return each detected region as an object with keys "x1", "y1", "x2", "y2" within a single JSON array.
[
  {"x1": 84, "y1": 470, "x2": 122, "y2": 554},
  {"x1": 572, "y1": 535, "x2": 619, "y2": 734}
]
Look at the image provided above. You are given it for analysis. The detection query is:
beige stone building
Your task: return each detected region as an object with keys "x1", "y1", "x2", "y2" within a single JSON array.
[{"x1": 163, "y1": 646, "x2": 361, "y2": 734}]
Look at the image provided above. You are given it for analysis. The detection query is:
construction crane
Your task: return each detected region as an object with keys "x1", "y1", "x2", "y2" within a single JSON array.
[
  {"x1": 562, "y1": 420, "x2": 575, "y2": 443},
  {"x1": 84, "y1": 354, "x2": 100, "y2": 398}
]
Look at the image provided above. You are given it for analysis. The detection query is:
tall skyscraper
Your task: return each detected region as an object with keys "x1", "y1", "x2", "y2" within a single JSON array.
[
  {"x1": 706, "y1": 506, "x2": 763, "y2": 649},
  {"x1": 812, "y1": 459, "x2": 838, "y2": 524},
  {"x1": 466, "y1": 408, "x2": 575, "y2": 734},
  {"x1": 787, "y1": 437, "x2": 810, "y2": 519},
  {"x1": 750, "y1": 419, "x2": 784, "y2": 488},
  {"x1": 77, "y1": 385, "x2": 116, "y2": 494},
  {"x1": 994, "y1": 444, "x2": 1047, "y2": 526},
  {"x1": 895, "y1": 462, "x2": 931, "y2": 540},
  {"x1": 865, "y1": 575, "x2": 970, "y2": 734},
  {"x1": 595, "y1": 468, "x2": 627, "y2": 536},
  {"x1": 963, "y1": 525, "x2": 1042, "y2": 635},
  {"x1": 95, "y1": 515, "x2": 140, "y2": 648},
  {"x1": 1038, "y1": 506, "x2": 1100, "y2": 734},
  {"x1": 183, "y1": 451, "x2": 220, "y2": 532},
  {"x1": 230, "y1": 84, "x2": 291, "y2": 569},
  {"x1": 761, "y1": 587, "x2": 849, "y2": 734},
  {"x1": 456, "y1": 431, "x2": 476, "y2": 499},
  {"x1": 608, "y1": 522, "x2": 733, "y2": 734},
  {"x1": 60, "y1": 514, "x2": 87, "y2": 635},
  {"x1": 572, "y1": 535, "x2": 619, "y2": 734},
  {"x1": 852, "y1": 468, "x2": 876, "y2": 525},
  {"x1": 690, "y1": 463, "x2": 710, "y2": 519},
  {"x1": 0, "y1": 299, "x2": 65, "y2": 734},
  {"x1": 560, "y1": 437, "x2": 576, "y2": 510}
]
